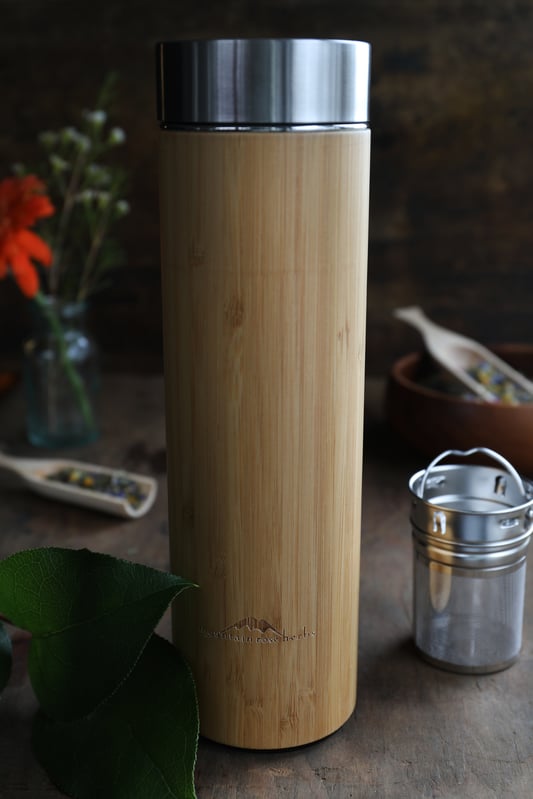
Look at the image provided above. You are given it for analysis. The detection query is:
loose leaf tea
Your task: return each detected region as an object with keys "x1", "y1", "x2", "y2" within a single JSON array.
[
  {"x1": 46, "y1": 467, "x2": 147, "y2": 509},
  {"x1": 420, "y1": 362, "x2": 533, "y2": 405},
  {"x1": 466, "y1": 360, "x2": 533, "y2": 405}
]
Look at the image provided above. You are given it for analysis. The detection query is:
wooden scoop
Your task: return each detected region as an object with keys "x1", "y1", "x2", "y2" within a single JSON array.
[
  {"x1": 0, "y1": 452, "x2": 158, "y2": 519},
  {"x1": 394, "y1": 306, "x2": 533, "y2": 403}
]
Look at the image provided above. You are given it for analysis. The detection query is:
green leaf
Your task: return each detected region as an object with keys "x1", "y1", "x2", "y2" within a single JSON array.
[
  {"x1": 33, "y1": 634, "x2": 198, "y2": 799},
  {"x1": 0, "y1": 621, "x2": 12, "y2": 693},
  {"x1": 0, "y1": 548, "x2": 195, "y2": 720}
]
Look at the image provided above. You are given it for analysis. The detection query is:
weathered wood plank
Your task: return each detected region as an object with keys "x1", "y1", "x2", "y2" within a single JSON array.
[{"x1": 0, "y1": 377, "x2": 531, "y2": 796}]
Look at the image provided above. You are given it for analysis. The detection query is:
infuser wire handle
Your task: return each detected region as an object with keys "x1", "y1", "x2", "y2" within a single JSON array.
[{"x1": 418, "y1": 447, "x2": 526, "y2": 499}]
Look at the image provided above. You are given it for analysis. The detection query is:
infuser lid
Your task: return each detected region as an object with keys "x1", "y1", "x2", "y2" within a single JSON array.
[
  {"x1": 409, "y1": 447, "x2": 533, "y2": 546},
  {"x1": 156, "y1": 38, "x2": 371, "y2": 126}
]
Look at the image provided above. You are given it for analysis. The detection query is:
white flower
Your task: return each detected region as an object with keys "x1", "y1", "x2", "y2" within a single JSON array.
[
  {"x1": 76, "y1": 189, "x2": 97, "y2": 203},
  {"x1": 115, "y1": 199, "x2": 130, "y2": 217},
  {"x1": 86, "y1": 163, "x2": 111, "y2": 186},
  {"x1": 78, "y1": 135, "x2": 91, "y2": 152},
  {"x1": 62, "y1": 126, "x2": 79, "y2": 141},
  {"x1": 61, "y1": 127, "x2": 91, "y2": 152},
  {"x1": 108, "y1": 127, "x2": 126, "y2": 145},
  {"x1": 83, "y1": 109, "x2": 107, "y2": 127},
  {"x1": 75, "y1": 189, "x2": 112, "y2": 210},
  {"x1": 49, "y1": 154, "x2": 70, "y2": 172}
]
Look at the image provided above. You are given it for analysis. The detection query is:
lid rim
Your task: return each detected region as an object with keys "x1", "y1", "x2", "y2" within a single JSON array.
[
  {"x1": 156, "y1": 38, "x2": 371, "y2": 126},
  {"x1": 409, "y1": 465, "x2": 533, "y2": 518}
]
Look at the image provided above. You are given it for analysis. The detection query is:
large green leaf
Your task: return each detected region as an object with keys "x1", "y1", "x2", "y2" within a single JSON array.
[
  {"x1": 0, "y1": 548, "x2": 195, "y2": 720},
  {"x1": 0, "y1": 621, "x2": 12, "y2": 693},
  {"x1": 33, "y1": 634, "x2": 198, "y2": 799}
]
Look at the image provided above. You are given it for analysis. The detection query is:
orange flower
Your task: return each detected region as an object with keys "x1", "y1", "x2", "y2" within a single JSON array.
[{"x1": 0, "y1": 175, "x2": 55, "y2": 297}]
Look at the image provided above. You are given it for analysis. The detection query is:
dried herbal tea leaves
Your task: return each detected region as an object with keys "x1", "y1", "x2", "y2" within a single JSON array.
[{"x1": 46, "y1": 467, "x2": 147, "y2": 509}]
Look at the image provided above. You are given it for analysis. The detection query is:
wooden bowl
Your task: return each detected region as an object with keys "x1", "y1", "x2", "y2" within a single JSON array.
[{"x1": 385, "y1": 344, "x2": 533, "y2": 477}]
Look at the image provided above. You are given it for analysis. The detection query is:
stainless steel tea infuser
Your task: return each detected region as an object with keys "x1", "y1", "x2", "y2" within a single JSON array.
[{"x1": 409, "y1": 447, "x2": 533, "y2": 673}]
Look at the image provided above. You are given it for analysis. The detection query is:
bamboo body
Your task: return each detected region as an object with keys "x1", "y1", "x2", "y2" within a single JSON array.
[{"x1": 159, "y1": 129, "x2": 370, "y2": 749}]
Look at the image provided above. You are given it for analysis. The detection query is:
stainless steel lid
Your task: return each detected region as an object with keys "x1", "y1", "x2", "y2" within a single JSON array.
[
  {"x1": 156, "y1": 38, "x2": 371, "y2": 126},
  {"x1": 409, "y1": 449, "x2": 533, "y2": 568}
]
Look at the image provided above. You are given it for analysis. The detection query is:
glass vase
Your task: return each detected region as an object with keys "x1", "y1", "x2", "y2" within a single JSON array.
[{"x1": 24, "y1": 296, "x2": 100, "y2": 448}]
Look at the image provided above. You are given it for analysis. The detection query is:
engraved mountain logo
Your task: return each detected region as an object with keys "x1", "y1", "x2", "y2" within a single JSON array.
[
  {"x1": 200, "y1": 617, "x2": 316, "y2": 645},
  {"x1": 223, "y1": 617, "x2": 283, "y2": 636}
]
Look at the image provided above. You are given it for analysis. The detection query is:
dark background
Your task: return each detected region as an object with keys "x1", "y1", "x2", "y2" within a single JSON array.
[{"x1": 2, "y1": 0, "x2": 532, "y2": 376}]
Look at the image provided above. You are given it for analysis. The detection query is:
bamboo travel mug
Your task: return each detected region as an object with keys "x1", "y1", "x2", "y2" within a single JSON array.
[{"x1": 156, "y1": 38, "x2": 371, "y2": 749}]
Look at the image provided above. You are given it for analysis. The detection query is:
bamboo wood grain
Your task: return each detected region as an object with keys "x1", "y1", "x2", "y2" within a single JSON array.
[{"x1": 159, "y1": 129, "x2": 370, "y2": 749}]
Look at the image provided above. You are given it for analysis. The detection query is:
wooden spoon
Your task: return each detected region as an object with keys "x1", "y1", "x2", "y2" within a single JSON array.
[
  {"x1": 394, "y1": 306, "x2": 533, "y2": 403},
  {"x1": 0, "y1": 452, "x2": 158, "y2": 519}
]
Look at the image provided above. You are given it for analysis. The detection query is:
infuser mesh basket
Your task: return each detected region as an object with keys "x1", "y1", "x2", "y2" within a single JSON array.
[{"x1": 409, "y1": 447, "x2": 533, "y2": 674}]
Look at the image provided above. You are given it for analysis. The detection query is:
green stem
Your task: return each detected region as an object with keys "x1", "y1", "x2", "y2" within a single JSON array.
[
  {"x1": 33, "y1": 292, "x2": 95, "y2": 430},
  {"x1": 77, "y1": 200, "x2": 113, "y2": 302},
  {"x1": 49, "y1": 148, "x2": 88, "y2": 294}
]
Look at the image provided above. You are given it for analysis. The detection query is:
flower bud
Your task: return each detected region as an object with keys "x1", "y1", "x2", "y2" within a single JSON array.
[
  {"x1": 49, "y1": 154, "x2": 70, "y2": 173},
  {"x1": 86, "y1": 164, "x2": 111, "y2": 186},
  {"x1": 108, "y1": 127, "x2": 126, "y2": 146},
  {"x1": 115, "y1": 199, "x2": 130, "y2": 217},
  {"x1": 83, "y1": 109, "x2": 107, "y2": 127},
  {"x1": 61, "y1": 127, "x2": 91, "y2": 152},
  {"x1": 76, "y1": 189, "x2": 97, "y2": 205}
]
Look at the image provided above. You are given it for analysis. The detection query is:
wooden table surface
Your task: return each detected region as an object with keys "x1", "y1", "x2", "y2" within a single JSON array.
[{"x1": 0, "y1": 375, "x2": 531, "y2": 799}]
